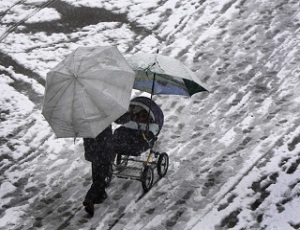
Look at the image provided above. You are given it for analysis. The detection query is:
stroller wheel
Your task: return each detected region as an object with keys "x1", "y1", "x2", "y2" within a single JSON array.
[
  {"x1": 157, "y1": 152, "x2": 169, "y2": 178},
  {"x1": 141, "y1": 166, "x2": 154, "y2": 192}
]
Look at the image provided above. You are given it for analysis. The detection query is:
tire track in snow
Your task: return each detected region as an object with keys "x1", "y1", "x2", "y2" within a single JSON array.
[
  {"x1": 0, "y1": 51, "x2": 45, "y2": 102},
  {"x1": 0, "y1": 0, "x2": 26, "y2": 20}
]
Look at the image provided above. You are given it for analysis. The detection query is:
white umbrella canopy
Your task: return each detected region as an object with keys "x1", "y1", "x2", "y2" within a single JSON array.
[
  {"x1": 127, "y1": 52, "x2": 208, "y2": 96},
  {"x1": 42, "y1": 46, "x2": 135, "y2": 138}
]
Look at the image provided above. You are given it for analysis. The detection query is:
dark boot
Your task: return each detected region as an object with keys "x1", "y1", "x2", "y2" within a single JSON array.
[
  {"x1": 84, "y1": 182, "x2": 107, "y2": 202},
  {"x1": 88, "y1": 182, "x2": 108, "y2": 204},
  {"x1": 83, "y1": 199, "x2": 94, "y2": 217},
  {"x1": 83, "y1": 162, "x2": 109, "y2": 212},
  {"x1": 83, "y1": 182, "x2": 108, "y2": 216}
]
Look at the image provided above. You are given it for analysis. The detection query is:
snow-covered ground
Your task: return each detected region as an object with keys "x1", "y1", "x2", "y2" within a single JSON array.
[{"x1": 1, "y1": 0, "x2": 300, "y2": 229}]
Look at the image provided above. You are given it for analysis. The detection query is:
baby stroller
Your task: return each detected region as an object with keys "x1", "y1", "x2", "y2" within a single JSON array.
[{"x1": 108, "y1": 96, "x2": 169, "y2": 192}]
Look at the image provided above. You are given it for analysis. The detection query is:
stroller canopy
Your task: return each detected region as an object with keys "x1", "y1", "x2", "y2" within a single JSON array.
[{"x1": 130, "y1": 96, "x2": 164, "y2": 135}]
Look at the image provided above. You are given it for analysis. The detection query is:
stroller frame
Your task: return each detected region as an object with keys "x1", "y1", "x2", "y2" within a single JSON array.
[
  {"x1": 110, "y1": 133, "x2": 169, "y2": 192},
  {"x1": 105, "y1": 125, "x2": 169, "y2": 192},
  {"x1": 113, "y1": 139, "x2": 169, "y2": 192}
]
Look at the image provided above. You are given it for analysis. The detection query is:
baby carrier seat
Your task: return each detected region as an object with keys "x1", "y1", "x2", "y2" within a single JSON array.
[{"x1": 114, "y1": 96, "x2": 164, "y2": 156}]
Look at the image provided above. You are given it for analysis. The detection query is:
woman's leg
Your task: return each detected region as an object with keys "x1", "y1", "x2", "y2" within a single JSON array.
[
  {"x1": 83, "y1": 162, "x2": 111, "y2": 216},
  {"x1": 84, "y1": 163, "x2": 109, "y2": 202}
]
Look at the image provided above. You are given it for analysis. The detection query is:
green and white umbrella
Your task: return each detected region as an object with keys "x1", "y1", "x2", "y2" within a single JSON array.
[{"x1": 127, "y1": 52, "x2": 208, "y2": 96}]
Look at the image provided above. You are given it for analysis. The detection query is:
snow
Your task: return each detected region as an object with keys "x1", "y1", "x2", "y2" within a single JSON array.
[
  {"x1": 0, "y1": 181, "x2": 17, "y2": 199},
  {"x1": 1, "y1": 0, "x2": 300, "y2": 229},
  {"x1": 25, "y1": 8, "x2": 61, "y2": 23},
  {"x1": 0, "y1": 205, "x2": 29, "y2": 229}
]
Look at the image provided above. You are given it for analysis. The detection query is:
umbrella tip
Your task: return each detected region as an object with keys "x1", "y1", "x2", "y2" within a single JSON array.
[{"x1": 74, "y1": 132, "x2": 78, "y2": 144}]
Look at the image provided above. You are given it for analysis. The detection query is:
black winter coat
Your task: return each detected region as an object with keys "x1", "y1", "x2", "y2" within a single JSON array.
[{"x1": 83, "y1": 125, "x2": 114, "y2": 163}]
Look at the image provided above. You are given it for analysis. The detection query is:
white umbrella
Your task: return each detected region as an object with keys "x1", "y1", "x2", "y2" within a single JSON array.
[{"x1": 42, "y1": 46, "x2": 135, "y2": 138}]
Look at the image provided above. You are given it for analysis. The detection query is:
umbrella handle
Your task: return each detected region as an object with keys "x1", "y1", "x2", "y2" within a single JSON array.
[
  {"x1": 145, "y1": 48, "x2": 159, "y2": 134},
  {"x1": 145, "y1": 72, "x2": 156, "y2": 133}
]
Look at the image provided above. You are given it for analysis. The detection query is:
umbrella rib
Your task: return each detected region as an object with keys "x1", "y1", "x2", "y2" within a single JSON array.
[
  {"x1": 70, "y1": 79, "x2": 95, "y2": 137},
  {"x1": 76, "y1": 47, "x2": 109, "y2": 76},
  {"x1": 45, "y1": 79, "x2": 73, "y2": 107},
  {"x1": 77, "y1": 61, "x2": 100, "y2": 76},
  {"x1": 72, "y1": 47, "x2": 79, "y2": 76},
  {"x1": 78, "y1": 76, "x2": 128, "y2": 111},
  {"x1": 71, "y1": 80, "x2": 77, "y2": 136},
  {"x1": 75, "y1": 79, "x2": 109, "y2": 118},
  {"x1": 49, "y1": 70, "x2": 73, "y2": 78},
  {"x1": 146, "y1": 72, "x2": 185, "y2": 87},
  {"x1": 44, "y1": 79, "x2": 74, "y2": 121}
]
